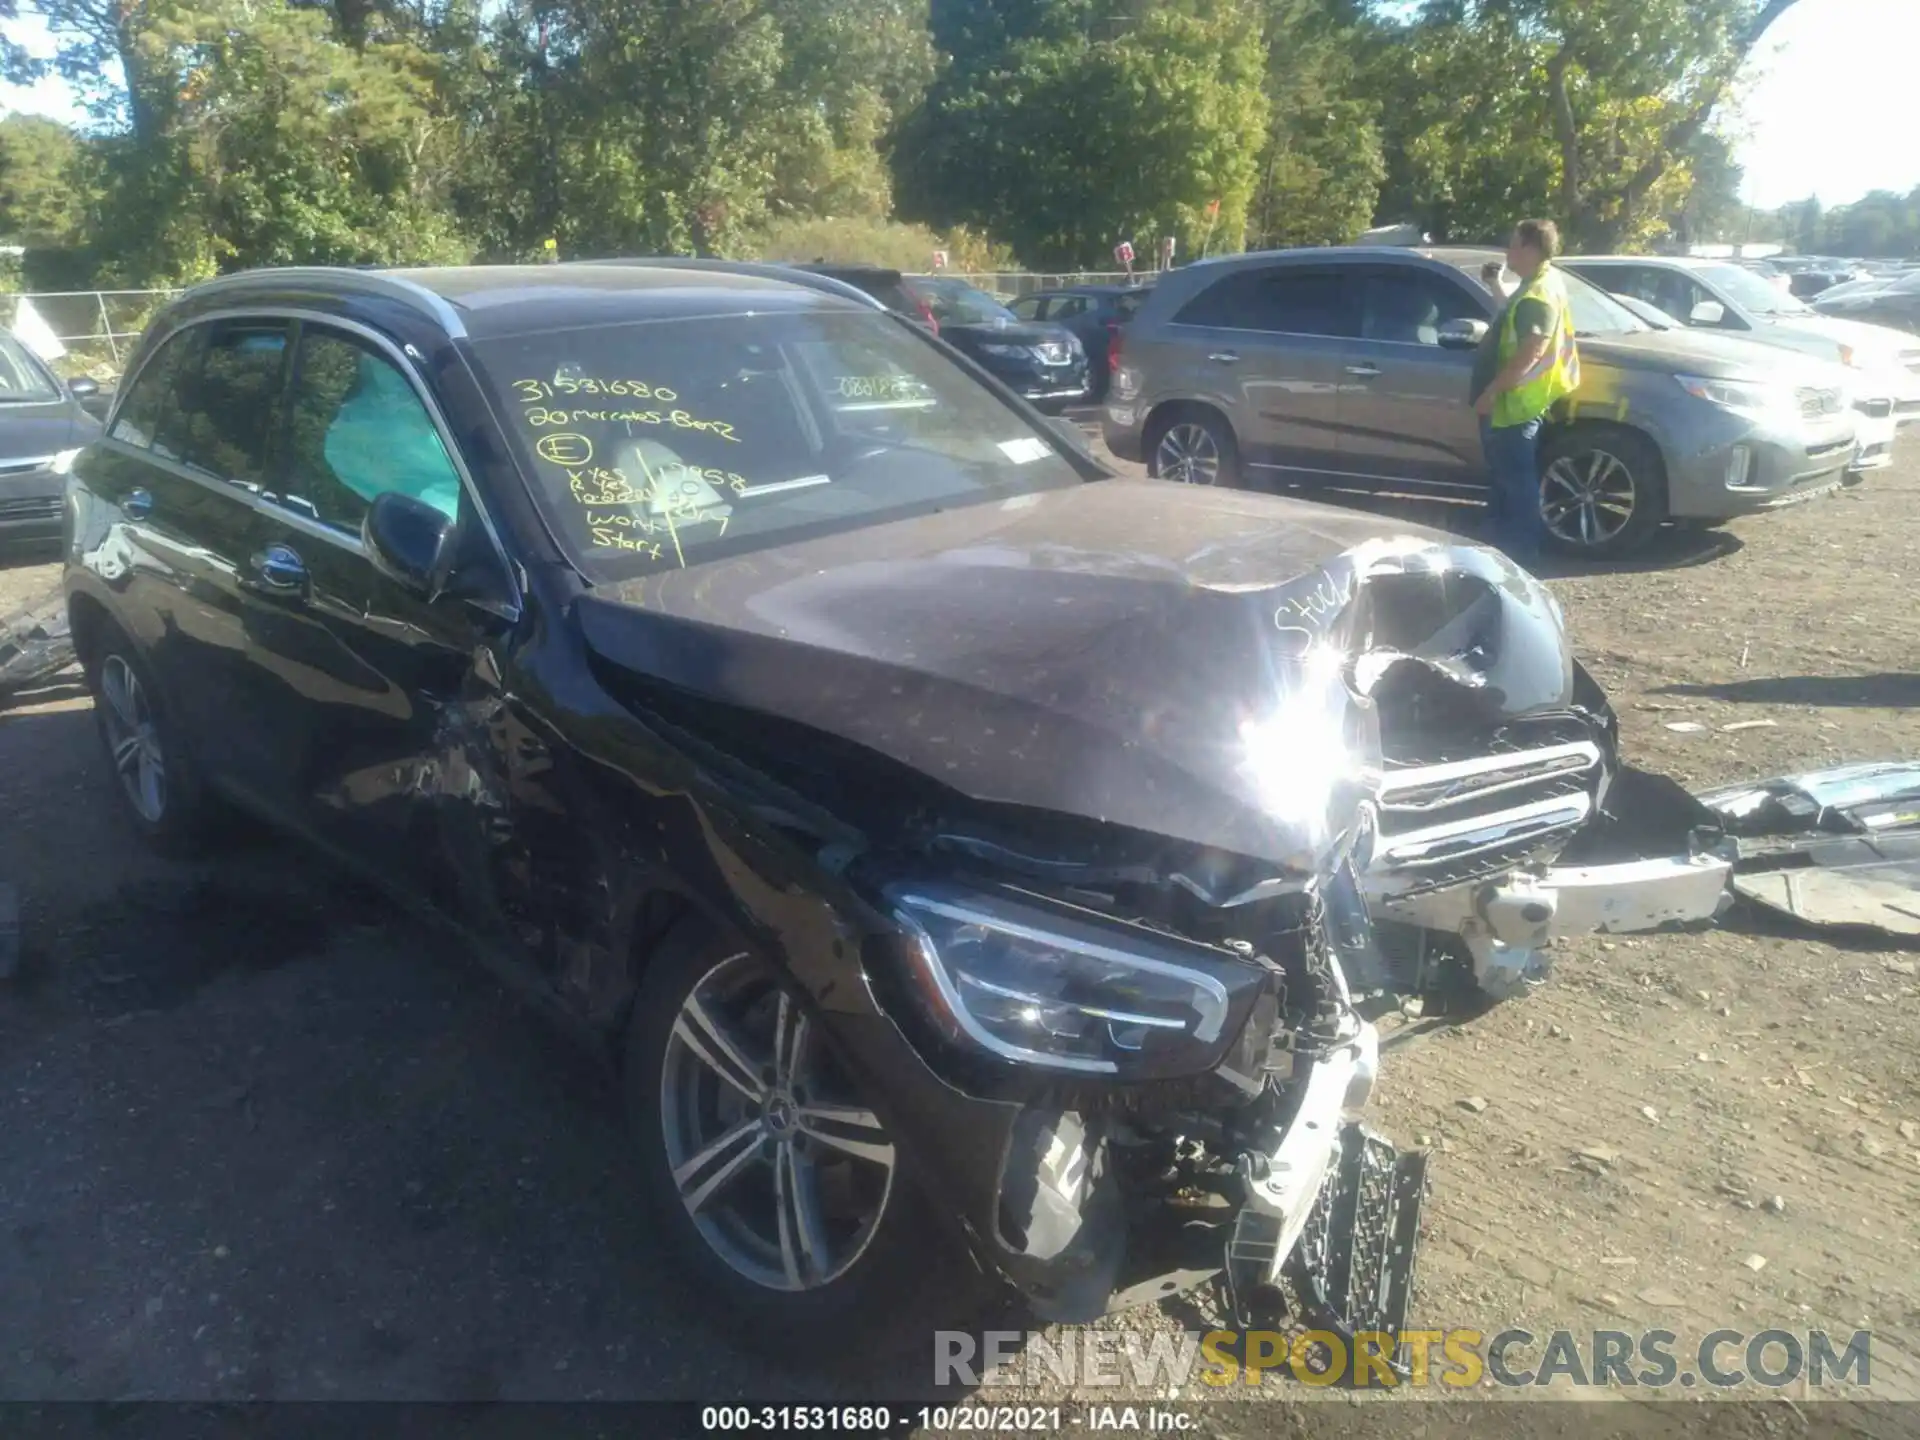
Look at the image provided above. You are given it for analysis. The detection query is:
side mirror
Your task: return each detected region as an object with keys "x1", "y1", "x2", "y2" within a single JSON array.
[
  {"x1": 363, "y1": 491, "x2": 456, "y2": 598},
  {"x1": 1436, "y1": 318, "x2": 1489, "y2": 350},
  {"x1": 67, "y1": 376, "x2": 100, "y2": 400},
  {"x1": 1689, "y1": 300, "x2": 1727, "y2": 326}
]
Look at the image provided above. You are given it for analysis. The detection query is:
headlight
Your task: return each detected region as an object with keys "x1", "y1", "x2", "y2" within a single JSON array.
[
  {"x1": 887, "y1": 883, "x2": 1268, "y2": 1078},
  {"x1": 979, "y1": 342, "x2": 1030, "y2": 359},
  {"x1": 50, "y1": 447, "x2": 84, "y2": 475},
  {"x1": 1675, "y1": 374, "x2": 1795, "y2": 418}
]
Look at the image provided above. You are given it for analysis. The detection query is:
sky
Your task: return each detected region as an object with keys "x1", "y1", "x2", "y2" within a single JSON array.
[{"x1": 1, "y1": 0, "x2": 1917, "y2": 212}]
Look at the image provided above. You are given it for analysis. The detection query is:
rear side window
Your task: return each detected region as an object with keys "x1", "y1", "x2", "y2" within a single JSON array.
[
  {"x1": 110, "y1": 327, "x2": 205, "y2": 459},
  {"x1": 1173, "y1": 269, "x2": 1357, "y2": 338},
  {"x1": 1049, "y1": 296, "x2": 1088, "y2": 319},
  {"x1": 171, "y1": 320, "x2": 292, "y2": 487},
  {"x1": 279, "y1": 328, "x2": 464, "y2": 534},
  {"x1": 1113, "y1": 291, "x2": 1147, "y2": 322}
]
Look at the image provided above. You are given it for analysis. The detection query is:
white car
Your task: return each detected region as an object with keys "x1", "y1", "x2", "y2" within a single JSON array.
[{"x1": 1564, "y1": 256, "x2": 1920, "y2": 472}]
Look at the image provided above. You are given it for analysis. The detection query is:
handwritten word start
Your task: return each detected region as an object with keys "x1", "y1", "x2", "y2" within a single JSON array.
[{"x1": 522, "y1": 407, "x2": 740, "y2": 442}]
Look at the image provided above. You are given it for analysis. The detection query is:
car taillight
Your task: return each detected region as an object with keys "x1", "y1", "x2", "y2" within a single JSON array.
[
  {"x1": 918, "y1": 297, "x2": 939, "y2": 335},
  {"x1": 1107, "y1": 321, "x2": 1123, "y2": 372}
]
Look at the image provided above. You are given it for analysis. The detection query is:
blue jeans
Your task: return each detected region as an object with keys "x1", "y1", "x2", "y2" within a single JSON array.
[{"x1": 1479, "y1": 415, "x2": 1546, "y2": 559}]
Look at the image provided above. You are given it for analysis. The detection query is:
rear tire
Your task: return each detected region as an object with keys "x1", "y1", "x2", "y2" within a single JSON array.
[
  {"x1": 1536, "y1": 426, "x2": 1667, "y2": 558},
  {"x1": 622, "y1": 924, "x2": 989, "y2": 1361},
  {"x1": 1147, "y1": 406, "x2": 1242, "y2": 489},
  {"x1": 86, "y1": 628, "x2": 217, "y2": 857}
]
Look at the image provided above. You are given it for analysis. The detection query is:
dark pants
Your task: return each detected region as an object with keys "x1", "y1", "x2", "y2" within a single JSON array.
[{"x1": 1479, "y1": 414, "x2": 1546, "y2": 560}]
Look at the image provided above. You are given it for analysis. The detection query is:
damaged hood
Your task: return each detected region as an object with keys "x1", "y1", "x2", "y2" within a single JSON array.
[{"x1": 579, "y1": 480, "x2": 1579, "y2": 874}]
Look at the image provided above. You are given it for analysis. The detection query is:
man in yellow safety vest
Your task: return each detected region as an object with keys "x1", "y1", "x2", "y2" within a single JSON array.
[{"x1": 1469, "y1": 218, "x2": 1581, "y2": 559}]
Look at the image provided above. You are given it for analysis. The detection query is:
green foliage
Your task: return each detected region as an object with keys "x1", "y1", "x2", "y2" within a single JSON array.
[
  {"x1": 896, "y1": 0, "x2": 1272, "y2": 269},
  {"x1": 745, "y1": 215, "x2": 1016, "y2": 272},
  {"x1": 0, "y1": 115, "x2": 92, "y2": 248}
]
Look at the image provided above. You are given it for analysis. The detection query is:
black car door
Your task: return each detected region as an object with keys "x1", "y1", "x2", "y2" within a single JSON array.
[
  {"x1": 238, "y1": 317, "x2": 515, "y2": 909},
  {"x1": 76, "y1": 320, "x2": 291, "y2": 786}
]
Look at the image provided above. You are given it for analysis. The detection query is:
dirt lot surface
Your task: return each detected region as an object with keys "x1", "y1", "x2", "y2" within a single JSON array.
[{"x1": 3, "y1": 440, "x2": 1917, "y2": 1434}]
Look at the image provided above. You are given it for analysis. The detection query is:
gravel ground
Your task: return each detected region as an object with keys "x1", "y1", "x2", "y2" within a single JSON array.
[{"x1": 2, "y1": 440, "x2": 1917, "y2": 1433}]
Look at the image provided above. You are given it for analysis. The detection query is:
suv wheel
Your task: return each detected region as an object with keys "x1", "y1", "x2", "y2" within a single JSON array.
[
  {"x1": 1537, "y1": 428, "x2": 1667, "y2": 557},
  {"x1": 1149, "y1": 408, "x2": 1240, "y2": 488},
  {"x1": 623, "y1": 927, "x2": 985, "y2": 1357},
  {"x1": 88, "y1": 631, "x2": 217, "y2": 855}
]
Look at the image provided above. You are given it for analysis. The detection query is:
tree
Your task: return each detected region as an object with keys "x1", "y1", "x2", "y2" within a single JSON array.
[
  {"x1": 895, "y1": 0, "x2": 1271, "y2": 268},
  {"x1": 1246, "y1": 0, "x2": 1385, "y2": 249},
  {"x1": 0, "y1": 115, "x2": 91, "y2": 248},
  {"x1": 1363, "y1": 0, "x2": 1803, "y2": 249}
]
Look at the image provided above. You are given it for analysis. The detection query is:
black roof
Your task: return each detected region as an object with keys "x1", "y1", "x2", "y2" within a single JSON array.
[{"x1": 162, "y1": 261, "x2": 880, "y2": 343}]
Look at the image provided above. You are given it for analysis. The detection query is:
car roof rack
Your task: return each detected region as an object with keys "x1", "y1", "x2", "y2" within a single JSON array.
[
  {"x1": 176, "y1": 266, "x2": 471, "y2": 338},
  {"x1": 564, "y1": 256, "x2": 889, "y2": 312}
]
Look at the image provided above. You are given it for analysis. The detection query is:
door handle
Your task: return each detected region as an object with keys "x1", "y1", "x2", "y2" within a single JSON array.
[
  {"x1": 249, "y1": 543, "x2": 308, "y2": 592},
  {"x1": 1207, "y1": 351, "x2": 1240, "y2": 364},
  {"x1": 123, "y1": 488, "x2": 152, "y2": 520},
  {"x1": 1344, "y1": 363, "x2": 1383, "y2": 378}
]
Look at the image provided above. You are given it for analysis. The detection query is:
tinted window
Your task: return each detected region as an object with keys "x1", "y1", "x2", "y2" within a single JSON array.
[
  {"x1": 172, "y1": 321, "x2": 291, "y2": 487},
  {"x1": 110, "y1": 327, "x2": 204, "y2": 458},
  {"x1": 473, "y1": 310, "x2": 1081, "y2": 579},
  {"x1": 0, "y1": 332, "x2": 60, "y2": 403},
  {"x1": 1008, "y1": 296, "x2": 1046, "y2": 320},
  {"x1": 1113, "y1": 291, "x2": 1148, "y2": 322},
  {"x1": 1173, "y1": 269, "x2": 1357, "y2": 337},
  {"x1": 1361, "y1": 270, "x2": 1484, "y2": 344},
  {"x1": 279, "y1": 328, "x2": 463, "y2": 533},
  {"x1": 1050, "y1": 295, "x2": 1089, "y2": 319},
  {"x1": 916, "y1": 280, "x2": 1017, "y2": 325}
]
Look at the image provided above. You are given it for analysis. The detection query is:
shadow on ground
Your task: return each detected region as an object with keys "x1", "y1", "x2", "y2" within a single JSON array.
[{"x1": 1655, "y1": 673, "x2": 1920, "y2": 709}]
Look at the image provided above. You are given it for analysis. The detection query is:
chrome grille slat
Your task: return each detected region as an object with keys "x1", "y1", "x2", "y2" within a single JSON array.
[{"x1": 1377, "y1": 741, "x2": 1599, "y2": 813}]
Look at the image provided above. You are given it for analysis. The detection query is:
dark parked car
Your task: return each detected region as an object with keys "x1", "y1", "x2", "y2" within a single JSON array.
[
  {"x1": 1814, "y1": 267, "x2": 1920, "y2": 335},
  {"x1": 907, "y1": 276, "x2": 1090, "y2": 411},
  {"x1": 62, "y1": 261, "x2": 1722, "y2": 1353},
  {"x1": 787, "y1": 262, "x2": 940, "y2": 332},
  {"x1": 0, "y1": 327, "x2": 102, "y2": 546},
  {"x1": 1007, "y1": 284, "x2": 1152, "y2": 398}
]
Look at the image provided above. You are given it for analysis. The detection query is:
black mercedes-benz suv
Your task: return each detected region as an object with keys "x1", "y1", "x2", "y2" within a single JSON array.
[{"x1": 60, "y1": 261, "x2": 1723, "y2": 1355}]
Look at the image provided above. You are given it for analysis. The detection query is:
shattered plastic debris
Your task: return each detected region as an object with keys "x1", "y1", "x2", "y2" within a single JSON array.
[
  {"x1": 0, "y1": 587, "x2": 77, "y2": 700},
  {"x1": 1664, "y1": 721, "x2": 1707, "y2": 733},
  {"x1": 1695, "y1": 762, "x2": 1920, "y2": 937}
]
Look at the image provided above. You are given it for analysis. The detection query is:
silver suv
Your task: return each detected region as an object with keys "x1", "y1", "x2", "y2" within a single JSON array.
[{"x1": 1102, "y1": 247, "x2": 1863, "y2": 557}]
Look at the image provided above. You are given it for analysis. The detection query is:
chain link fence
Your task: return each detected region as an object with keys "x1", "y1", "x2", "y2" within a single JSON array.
[{"x1": 1, "y1": 289, "x2": 180, "y2": 383}]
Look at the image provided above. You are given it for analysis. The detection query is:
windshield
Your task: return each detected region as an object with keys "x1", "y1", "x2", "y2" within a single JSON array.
[
  {"x1": 474, "y1": 310, "x2": 1084, "y2": 580},
  {"x1": 1699, "y1": 262, "x2": 1811, "y2": 316},
  {"x1": 1557, "y1": 268, "x2": 1649, "y2": 335},
  {"x1": 915, "y1": 280, "x2": 1017, "y2": 326},
  {"x1": 0, "y1": 331, "x2": 62, "y2": 403}
]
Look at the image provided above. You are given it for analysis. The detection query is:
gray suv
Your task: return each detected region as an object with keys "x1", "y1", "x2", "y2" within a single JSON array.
[{"x1": 1102, "y1": 247, "x2": 1862, "y2": 557}]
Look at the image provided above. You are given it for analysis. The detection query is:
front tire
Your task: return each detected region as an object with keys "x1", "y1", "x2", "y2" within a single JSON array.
[
  {"x1": 87, "y1": 631, "x2": 217, "y2": 856},
  {"x1": 1148, "y1": 406, "x2": 1241, "y2": 488},
  {"x1": 1536, "y1": 426, "x2": 1668, "y2": 558},
  {"x1": 623, "y1": 926, "x2": 985, "y2": 1359}
]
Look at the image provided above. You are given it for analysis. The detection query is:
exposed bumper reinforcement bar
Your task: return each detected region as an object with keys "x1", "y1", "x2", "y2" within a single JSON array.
[{"x1": 1369, "y1": 849, "x2": 1733, "y2": 997}]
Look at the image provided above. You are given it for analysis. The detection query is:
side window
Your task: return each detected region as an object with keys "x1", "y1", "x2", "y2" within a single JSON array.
[
  {"x1": 1050, "y1": 296, "x2": 1089, "y2": 319},
  {"x1": 109, "y1": 327, "x2": 205, "y2": 459},
  {"x1": 1679, "y1": 276, "x2": 1731, "y2": 326},
  {"x1": 280, "y1": 328, "x2": 463, "y2": 534},
  {"x1": 1009, "y1": 296, "x2": 1046, "y2": 320},
  {"x1": 170, "y1": 320, "x2": 292, "y2": 488},
  {"x1": 1174, "y1": 269, "x2": 1357, "y2": 337},
  {"x1": 1361, "y1": 270, "x2": 1485, "y2": 345}
]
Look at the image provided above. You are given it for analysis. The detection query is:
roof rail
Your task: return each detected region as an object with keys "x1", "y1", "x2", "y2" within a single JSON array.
[
  {"x1": 178, "y1": 266, "x2": 469, "y2": 338},
  {"x1": 564, "y1": 256, "x2": 889, "y2": 312}
]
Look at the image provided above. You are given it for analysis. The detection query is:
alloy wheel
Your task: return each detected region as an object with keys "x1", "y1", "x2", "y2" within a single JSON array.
[
  {"x1": 1540, "y1": 449, "x2": 1637, "y2": 548},
  {"x1": 98, "y1": 654, "x2": 166, "y2": 823},
  {"x1": 659, "y1": 952, "x2": 896, "y2": 1292},
  {"x1": 1155, "y1": 422, "x2": 1222, "y2": 485}
]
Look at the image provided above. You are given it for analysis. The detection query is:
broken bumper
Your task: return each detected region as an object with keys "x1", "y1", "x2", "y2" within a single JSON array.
[
  {"x1": 1362, "y1": 760, "x2": 1735, "y2": 997},
  {"x1": 1371, "y1": 850, "x2": 1732, "y2": 996}
]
